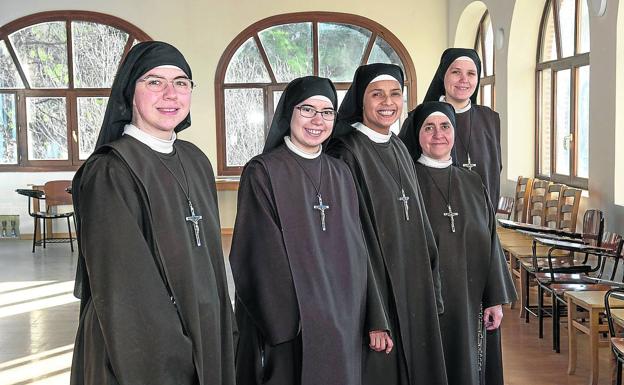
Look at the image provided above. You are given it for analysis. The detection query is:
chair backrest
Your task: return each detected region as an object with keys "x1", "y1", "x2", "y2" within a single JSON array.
[
  {"x1": 595, "y1": 232, "x2": 624, "y2": 280},
  {"x1": 43, "y1": 180, "x2": 73, "y2": 210},
  {"x1": 605, "y1": 288, "x2": 624, "y2": 338},
  {"x1": 581, "y1": 209, "x2": 605, "y2": 246},
  {"x1": 496, "y1": 196, "x2": 514, "y2": 219},
  {"x1": 513, "y1": 176, "x2": 533, "y2": 223},
  {"x1": 528, "y1": 179, "x2": 549, "y2": 225},
  {"x1": 558, "y1": 186, "x2": 582, "y2": 231},
  {"x1": 543, "y1": 183, "x2": 564, "y2": 228}
]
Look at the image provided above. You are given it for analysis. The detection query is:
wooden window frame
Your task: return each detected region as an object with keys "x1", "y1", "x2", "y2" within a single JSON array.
[
  {"x1": 535, "y1": 0, "x2": 589, "y2": 189},
  {"x1": 0, "y1": 11, "x2": 151, "y2": 172},
  {"x1": 474, "y1": 10, "x2": 495, "y2": 109},
  {"x1": 214, "y1": 12, "x2": 417, "y2": 176}
]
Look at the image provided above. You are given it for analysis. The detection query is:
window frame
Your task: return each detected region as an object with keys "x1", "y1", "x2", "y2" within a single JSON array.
[
  {"x1": 474, "y1": 10, "x2": 495, "y2": 109},
  {"x1": 535, "y1": 0, "x2": 589, "y2": 189},
  {"x1": 214, "y1": 12, "x2": 417, "y2": 176},
  {"x1": 0, "y1": 10, "x2": 151, "y2": 172}
]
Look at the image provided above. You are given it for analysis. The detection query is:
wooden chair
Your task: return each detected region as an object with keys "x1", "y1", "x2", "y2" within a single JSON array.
[
  {"x1": 605, "y1": 288, "x2": 624, "y2": 385},
  {"x1": 558, "y1": 186, "x2": 582, "y2": 231},
  {"x1": 543, "y1": 183, "x2": 564, "y2": 228},
  {"x1": 527, "y1": 179, "x2": 549, "y2": 226},
  {"x1": 16, "y1": 180, "x2": 75, "y2": 252},
  {"x1": 512, "y1": 176, "x2": 533, "y2": 223},
  {"x1": 496, "y1": 196, "x2": 514, "y2": 219}
]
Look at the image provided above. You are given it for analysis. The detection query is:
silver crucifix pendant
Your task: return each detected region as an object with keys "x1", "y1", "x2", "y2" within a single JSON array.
[
  {"x1": 398, "y1": 188, "x2": 410, "y2": 221},
  {"x1": 443, "y1": 204, "x2": 459, "y2": 233},
  {"x1": 185, "y1": 200, "x2": 203, "y2": 246},
  {"x1": 313, "y1": 194, "x2": 329, "y2": 231},
  {"x1": 462, "y1": 154, "x2": 476, "y2": 171}
]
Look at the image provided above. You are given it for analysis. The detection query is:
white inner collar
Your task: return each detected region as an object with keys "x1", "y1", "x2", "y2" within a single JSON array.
[
  {"x1": 417, "y1": 154, "x2": 453, "y2": 168},
  {"x1": 353, "y1": 122, "x2": 392, "y2": 143},
  {"x1": 440, "y1": 95, "x2": 472, "y2": 113},
  {"x1": 283, "y1": 136, "x2": 322, "y2": 159},
  {"x1": 123, "y1": 124, "x2": 176, "y2": 154}
]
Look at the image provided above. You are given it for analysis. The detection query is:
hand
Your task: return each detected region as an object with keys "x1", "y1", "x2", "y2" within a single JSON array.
[
  {"x1": 369, "y1": 330, "x2": 394, "y2": 354},
  {"x1": 483, "y1": 305, "x2": 503, "y2": 330}
]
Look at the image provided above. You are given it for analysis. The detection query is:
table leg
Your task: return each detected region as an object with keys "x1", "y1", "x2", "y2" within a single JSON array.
[
  {"x1": 520, "y1": 260, "x2": 528, "y2": 320},
  {"x1": 589, "y1": 308, "x2": 600, "y2": 385},
  {"x1": 568, "y1": 296, "x2": 577, "y2": 375}
]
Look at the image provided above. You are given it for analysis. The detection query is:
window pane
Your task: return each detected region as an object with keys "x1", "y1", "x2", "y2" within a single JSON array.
[
  {"x1": 78, "y1": 97, "x2": 108, "y2": 159},
  {"x1": 225, "y1": 88, "x2": 265, "y2": 167},
  {"x1": 72, "y1": 22, "x2": 128, "y2": 88},
  {"x1": 367, "y1": 36, "x2": 405, "y2": 75},
  {"x1": 26, "y1": 97, "x2": 67, "y2": 160},
  {"x1": 0, "y1": 41, "x2": 24, "y2": 88},
  {"x1": 0, "y1": 94, "x2": 17, "y2": 164},
  {"x1": 484, "y1": 14, "x2": 494, "y2": 77},
  {"x1": 225, "y1": 38, "x2": 271, "y2": 83},
  {"x1": 539, "y1": 69, "x2": 552, "y2": 176},
  {"x1": 576, "y1": 65, "x2": 589, "y2": 178},
  {"x1": 258, "y1": 23, "x2": 313, "y2": 82},
  {"x1": 578, "y1": 0, "x2": 590, "y2": 53},
  {"x1": 9, "y1": 22, "x2": 69, "y2": 88},
  {"x1": 318, "y1": 23, "x2": 371, "y2": 82},
  {"x1": 558, "y1": 0, "x2": 575, "y2": 58},
  {"x1": 482, "y1": 84, "x2": 492, "y2": 108},
  {"x1": 541, "y1": 4, "x2": 558, "y2": 61},
  {"x1": 555, "y1": 69, "x2": 571, "y2": 175}
]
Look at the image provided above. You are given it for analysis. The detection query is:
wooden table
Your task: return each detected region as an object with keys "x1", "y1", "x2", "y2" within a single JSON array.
[{"x1": 566, "y1": 290, "x2": 624, "y2": 385}]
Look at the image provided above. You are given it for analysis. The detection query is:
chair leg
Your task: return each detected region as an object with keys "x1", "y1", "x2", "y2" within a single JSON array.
[
  {"x1": 618, "y1": 358, "x2": 622, "y2": 385},
  {"x1": 42, "y1": 218, "x2": 46, "y2": 248},
  {"x1": 32, "y1": 218, "x2": 38, "y2": 253},
  {"x1": 538, "y1": 284, "x2": 544, "y2": 338},
  {"x1": 67, "y1": 216, "x2": 74, "y2": 252},
  {"x1": 553, "y1": 292, "x2": 560, "y2": 353},
  {"x1": 524, "y1": 267, "x2": 531, "y2": 323}
]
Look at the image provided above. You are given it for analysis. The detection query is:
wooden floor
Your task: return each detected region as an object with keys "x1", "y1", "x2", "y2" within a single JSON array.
[{"x1": 0, "y1": 237, "x2": 618, "y2": 384}]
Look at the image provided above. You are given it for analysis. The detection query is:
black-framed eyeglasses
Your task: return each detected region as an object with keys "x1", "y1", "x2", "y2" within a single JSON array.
[
  {"x1": 137, "y1": 76, "x2": 195, "y2": 94},
  {"x1": 295, "y1": 105, "x2": 337, "y2": 121}
]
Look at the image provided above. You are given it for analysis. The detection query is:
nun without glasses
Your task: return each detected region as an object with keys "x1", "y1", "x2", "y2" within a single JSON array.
[
  {"x1": 327, "y1": 63, "x2": 447, "y2": 385},
  {"x1": 423, "y1": 48, "x2": 502, "y2": 208},
  {"x1": 230, "y1": 76, "x2": 390, "y2": 385},
  {"x1": 399, "y1": 101, "x2": 516, "y2": 385},
  {"x1": 70, "y1": 41, "x2": 235, "y2": 385}
]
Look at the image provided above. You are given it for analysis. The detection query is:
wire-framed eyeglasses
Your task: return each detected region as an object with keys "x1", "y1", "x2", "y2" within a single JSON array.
[
  {"x1": 295, "y1": 105, "x2": 337, "y2": 121},
  {"x1": 137, "y1": 76, "x2": 195, "y2": 94}
]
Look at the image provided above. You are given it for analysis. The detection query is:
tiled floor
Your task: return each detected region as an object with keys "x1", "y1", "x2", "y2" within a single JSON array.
[{"x1": 0, "y1": 238, "x2": 618, "y2": 384}]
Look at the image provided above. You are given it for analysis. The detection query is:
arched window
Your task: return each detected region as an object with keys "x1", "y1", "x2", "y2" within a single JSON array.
[
  {"x1": 474, "y1": 10, "x2": 495, "y2": 108},
  {"x1": 215, "y1": 12, "x2": 416, "y2": 176},
  {"x1": 0, "y1": 11, "x2": 150, "y2": 171},
  {"x1": 536, "y1": 0, "x2": 589, "y2": 188}
]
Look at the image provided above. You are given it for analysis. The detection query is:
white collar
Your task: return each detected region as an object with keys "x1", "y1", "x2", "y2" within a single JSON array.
[
  {"x1": 353, "y1": 122, "x2": 392, "y2": 143},
  {"x1": 123, "y1": 124, "x2": 176, "y2": 154},
  {"x1": 440, "y1": 95, "x2": 472, "y2": 113},
  {"x1": 417, "y1": 154, "x2": 453, "y2": 168},
  {"x1": 284, "y1": 136, "x2": 322, "y2": 159}
]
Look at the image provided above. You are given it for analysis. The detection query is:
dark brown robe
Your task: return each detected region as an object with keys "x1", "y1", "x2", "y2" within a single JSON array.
[
  {"x1": 231, "y1": 145, "x2": 385, "y2": 385},
  {"x1": 327, "y1": 130, "x2": 448, "y2": 385},
  {"x1": 70, "y1": 135, "x2": 236, "y2": 385},
  {"x1": 415, "y1": 163, "x2": 517, "y2": 385}
]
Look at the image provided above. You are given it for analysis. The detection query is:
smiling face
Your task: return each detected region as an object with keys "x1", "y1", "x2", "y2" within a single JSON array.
[
  {"x1": 418, "y1": 114, "x2": 455, "y2": 160},
  {"x1": 362, "y1": 80, "x2": 403, "y2": 134},
  {"x1": 132, "y1": 66, "x2": 191, "y2": 140},
  {"x1": 443, "y1": 59, "x2": 478, "y2": 107},
  {"x1": 289, "y1": 97, "x2": 335, "y2": 153}
]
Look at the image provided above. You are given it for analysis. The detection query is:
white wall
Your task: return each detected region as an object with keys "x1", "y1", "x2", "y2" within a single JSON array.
[{"x1": 1, "y1": 0, "x2": 450, "y2": 232}]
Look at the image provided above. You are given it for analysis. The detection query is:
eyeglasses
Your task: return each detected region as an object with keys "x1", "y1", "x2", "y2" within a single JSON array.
[
  {"x1": 295, "y1": 105, "x2": 337, "y2": 121},
  {"x1": 137, "y1": 76, "x2": 195, "y2": 94}
]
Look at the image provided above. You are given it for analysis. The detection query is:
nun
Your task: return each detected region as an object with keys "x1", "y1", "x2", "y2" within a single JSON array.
[
  {"x1": 423, "y1": 48, "x2": 502, "y2": 207},
  {"x1": 230, "y1": 75, "x2": 390, "y2": 385},
  {"x1": 70, "y1": 41, "x2": 236, "y2": 385},
  {"x1": 399, "y1": 101, "x2": 516, "y2": 385},
  {"x1": 327, "y1": 63, "x2": 448, "y2": 385}
]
